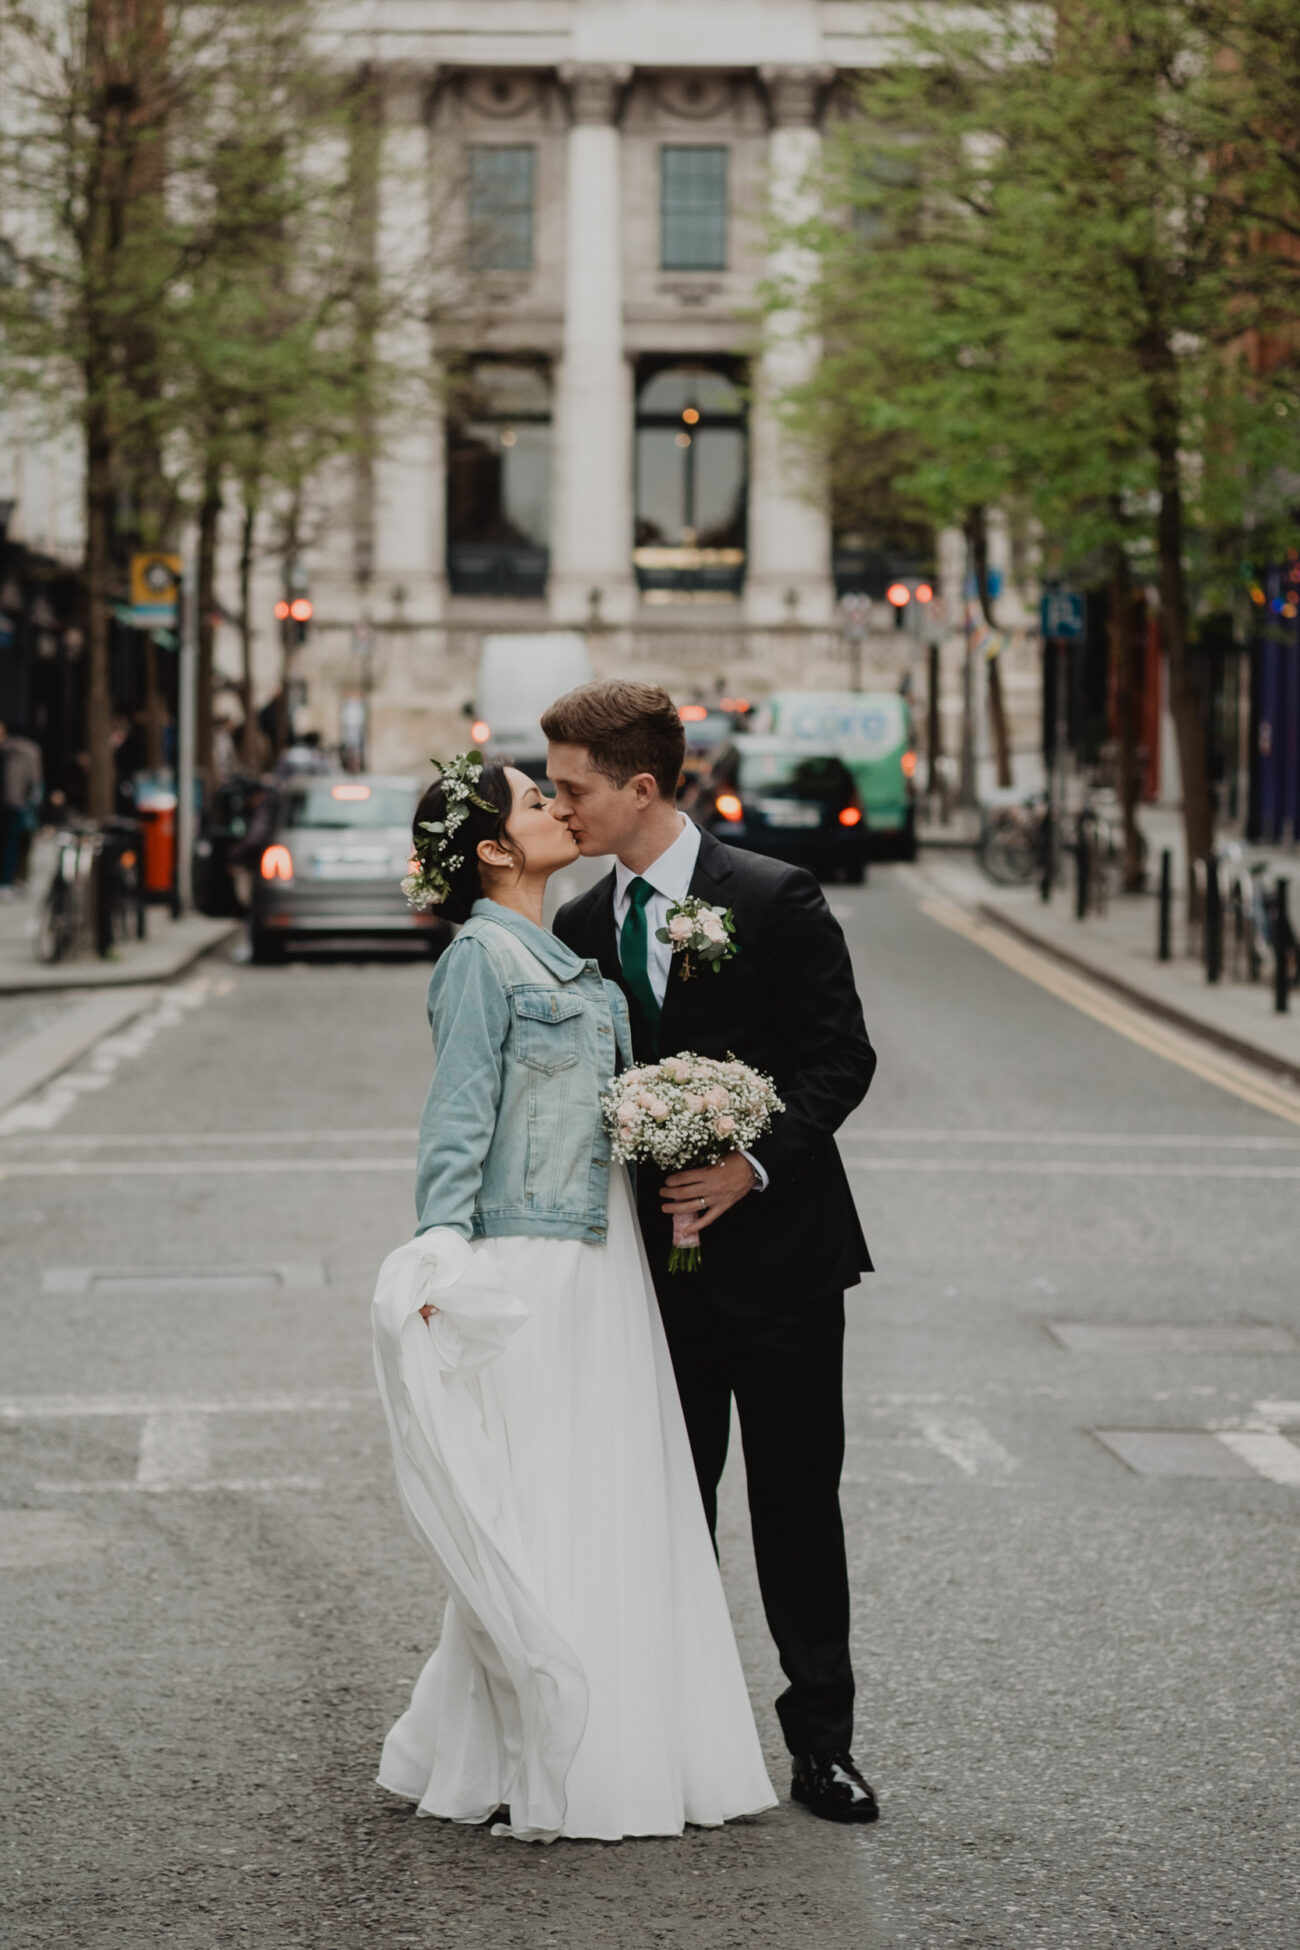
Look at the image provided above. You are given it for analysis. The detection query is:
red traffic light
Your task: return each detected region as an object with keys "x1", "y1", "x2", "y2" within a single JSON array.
[
  {"x1": 289, "y1": 597, "x2": 314, "y2": 623},
  {"x1": 886, "y1": 582, "x2": 911, "y2": 607},
  {"x1": 274, "y1": 600, "x2": 290, "y2": 621},
  {"x1": 914, "y1": 583, "x2": 934, "y2": 603}
]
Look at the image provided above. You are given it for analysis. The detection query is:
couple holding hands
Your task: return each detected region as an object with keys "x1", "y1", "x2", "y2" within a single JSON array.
[{"x1": 371, "y1": 679, "x2": 878, "y2": 1843}]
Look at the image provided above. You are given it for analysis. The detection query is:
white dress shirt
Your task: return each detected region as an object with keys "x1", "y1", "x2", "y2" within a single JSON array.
[{"x1": 611, "y1": 818, "x2": 768, "y2": 1191}]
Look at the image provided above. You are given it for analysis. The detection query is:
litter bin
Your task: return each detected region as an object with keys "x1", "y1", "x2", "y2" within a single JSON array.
[{"x1": 136, "y1": 789, "x2": 177, "y2": 909}]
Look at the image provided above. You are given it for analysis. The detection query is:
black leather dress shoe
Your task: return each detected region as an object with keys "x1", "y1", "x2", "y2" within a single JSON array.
[{"x1": 791, "y1": 1749, "x2": 880, "y2": 1824}]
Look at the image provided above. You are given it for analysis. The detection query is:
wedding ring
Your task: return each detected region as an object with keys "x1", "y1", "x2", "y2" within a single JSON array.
[{"x1": 699, "y1": 1198, "x2": 707, "y2": 1212}]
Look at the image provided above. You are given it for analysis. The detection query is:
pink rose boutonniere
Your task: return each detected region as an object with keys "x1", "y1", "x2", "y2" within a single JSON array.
[{"x1": 654, "y1": 895, "x2": 738, "y2": 981}]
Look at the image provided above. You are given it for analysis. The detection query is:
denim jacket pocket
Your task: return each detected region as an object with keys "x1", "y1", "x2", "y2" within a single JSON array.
[{"x1": 512, "y1": 987, "x2": 585, "y2": 1074}]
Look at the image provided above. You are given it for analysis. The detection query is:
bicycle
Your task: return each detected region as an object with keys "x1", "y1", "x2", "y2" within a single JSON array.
[
  {"x1": 978, "y1": 794, "x2": 1050, "y2": 885},
  {"x1": 38, "y1": 824, "x2": 98, "y2": 964}
]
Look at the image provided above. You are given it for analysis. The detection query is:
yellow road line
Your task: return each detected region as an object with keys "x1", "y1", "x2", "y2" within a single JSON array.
[{"x1": 919, "y1": 897, "x2": 1300, "y2": 1129}]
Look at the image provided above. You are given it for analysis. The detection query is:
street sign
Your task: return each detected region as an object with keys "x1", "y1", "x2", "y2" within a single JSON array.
[
  {"x1": 129, "y1": 552, "x2": 181, "y2": 628},
  {"x1": 1040, "y1": 589, "x2": 1084, "y2": 640}
]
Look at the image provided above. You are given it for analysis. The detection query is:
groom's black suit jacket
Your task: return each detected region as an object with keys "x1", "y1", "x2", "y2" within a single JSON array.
[{"x1": 553, "y1": 829, "x2": 876, "y2": 1314}]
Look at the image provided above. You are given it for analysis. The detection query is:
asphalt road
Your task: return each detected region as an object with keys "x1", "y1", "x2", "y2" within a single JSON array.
[{"x1": 1, "y1": 862, "x2": 1297, "y2": 1949}]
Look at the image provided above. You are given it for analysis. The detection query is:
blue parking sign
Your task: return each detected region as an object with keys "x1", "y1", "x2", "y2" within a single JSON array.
[{"x1": 1041, "y1": 590, "x2": 1084, "y2": 639}]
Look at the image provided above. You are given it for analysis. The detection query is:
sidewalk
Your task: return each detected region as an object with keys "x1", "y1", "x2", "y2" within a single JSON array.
[
  {"x1": 0, "y1": 834, "x2": 239, "y2": 995},
  {"x1": 916, "y1": 808, "x2": 1300, "y2": 1087}
]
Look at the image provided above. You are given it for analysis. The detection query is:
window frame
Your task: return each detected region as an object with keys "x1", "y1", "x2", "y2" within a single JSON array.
[
  {"x1": 659, "y1": 144, "x2": 729, "y2": 273},
  {"x1": 465, "y1": 143, "x2": 537, "y2": 274}
]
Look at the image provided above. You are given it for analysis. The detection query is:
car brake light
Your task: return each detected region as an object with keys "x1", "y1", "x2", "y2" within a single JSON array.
[
  {"x1": 715, "y1": 793, "x2": 744, "y2": 823},
  {"x1": 838, "y1": 806, "x2": 863, "y2": 828},
  {"x1": 260, "y1": 844, "x2": 294, "y2": 882},
  {"x1": 901, "y1": 750, "x2": 918, "y2": 779}
]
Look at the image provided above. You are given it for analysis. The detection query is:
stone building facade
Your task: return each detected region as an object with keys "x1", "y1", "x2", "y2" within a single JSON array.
[{"x1": 230, "y1": 1, "x2": 1042, "y2": 772}]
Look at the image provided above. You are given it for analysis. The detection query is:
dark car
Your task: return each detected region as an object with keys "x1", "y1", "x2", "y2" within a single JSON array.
[
  {"x1": 247, "y1": 774, "x2": 449, "y2": 962},
  {"x1": 693, "y1": 738, "x2": 869, "y2": 884}
]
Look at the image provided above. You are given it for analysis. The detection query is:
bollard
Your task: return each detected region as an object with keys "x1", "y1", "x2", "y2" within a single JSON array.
[
  {"x1": 1074, "y1": 813, "x2": 1091, "y2": 919},
  {"x1": 1277, "y1": 877, "x2": 1292, "y2": 1015},
  {"x1": 1039, "y1": 808, "x2": 1054, "y2": 904},
  {"x1": 1157, "y1": 848, "x2": 1172, "y2": 961},
  {"x1": 1204, "y1": 854, "x2": 1222, "y2": 984}
]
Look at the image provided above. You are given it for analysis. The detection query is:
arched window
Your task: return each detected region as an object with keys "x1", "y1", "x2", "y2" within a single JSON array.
[
  {"x1": 446, "y1": 361, "x2": 551, "y2": 598},
  {"x1": 633, "y1": 360, "x2": 746, "y2": 597}
]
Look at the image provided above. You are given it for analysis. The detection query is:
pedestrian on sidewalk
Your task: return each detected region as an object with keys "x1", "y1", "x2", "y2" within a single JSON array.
[{"x1": 0, "y1": 719, "x2": 44, "y2": 897}]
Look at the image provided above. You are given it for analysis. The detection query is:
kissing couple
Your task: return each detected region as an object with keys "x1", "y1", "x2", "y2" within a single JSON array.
[{"x1": 371, "y1": 679, "x2": 879, "y2": 1842}]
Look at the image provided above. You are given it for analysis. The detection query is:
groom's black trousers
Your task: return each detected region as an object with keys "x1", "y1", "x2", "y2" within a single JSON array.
[{"x1": 656, "y1": 1283, "x2": 855, "y2": 1757}]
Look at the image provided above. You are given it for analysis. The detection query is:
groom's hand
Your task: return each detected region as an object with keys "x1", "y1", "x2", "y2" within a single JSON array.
[{"x1": 661, "y1": 1153, "x2": 757, "y2": 1234}]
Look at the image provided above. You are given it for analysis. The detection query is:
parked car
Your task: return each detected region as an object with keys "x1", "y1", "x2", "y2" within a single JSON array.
[
  {"x1": 247, "y1": 774, "x2": 449, "y2": 963},
  {"x1": 692, "y1": 738, "x2": 869, "y2": 883}
]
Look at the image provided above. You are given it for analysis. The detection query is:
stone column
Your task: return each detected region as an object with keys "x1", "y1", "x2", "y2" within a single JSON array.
[
  {"x1": 549, "y1": 65, "x2": 634, "y2": 624},
  {"x1": 746, "y1": 67, "x2": 835, "y2": 628},
  {"x1": 371, "y1": 74, "x2": 445, "y2": 625}
]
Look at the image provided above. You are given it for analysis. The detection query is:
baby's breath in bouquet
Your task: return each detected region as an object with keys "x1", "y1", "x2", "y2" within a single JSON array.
[{"x1": 602, "y1": 1054, "x2": 784, "y2": 1272}]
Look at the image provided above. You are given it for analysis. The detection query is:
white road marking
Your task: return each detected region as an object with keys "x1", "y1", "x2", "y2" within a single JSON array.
[
  {"x1": 918, "y1": 897, "x2": 1300, "y2": 1127},
  {"x1": 913, "y1": 1414, "x2": 1019, "y2": 1479},
  {"x1": 5, "y1": 1128, "x2": 421, "y2": 1150},
  {"x1": 841, "y1": 1157, "x2": 1300, "y2": 1180},
  {"x1": 0, "y1": 1157, "x2": 411, "y2": 1179},
  {"x1": 4, "y1": 1391, "x2": 355, "y2": 1496},
  {"x1": 839, "y1": 1128, "x2": 1300, "y2": 1151},
  {"x1": 135, "y1": 1411, "x2": 211, "y2": 1488},
  {"x1": 8, "y1": 1154, "x2": 1300, "y2": 1183},
  {"x1": 0, "y1": 1391, "x2": 365, "y2": 1419},
  {"x1": 1215, "y1": 1433, "x2": 1300, "y2": 1487},
  {"x1": 36, "y1": 1475, "x2": 324, "y2": 1496},
  {"x1": 0, "y1": 978, "x2": 214, "y2": 1135}
]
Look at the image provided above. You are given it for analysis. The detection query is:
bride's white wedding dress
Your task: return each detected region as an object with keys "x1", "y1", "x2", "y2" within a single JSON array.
[{"x1": 372, "y1": 1164, "x2": 776, "y2": 1842}]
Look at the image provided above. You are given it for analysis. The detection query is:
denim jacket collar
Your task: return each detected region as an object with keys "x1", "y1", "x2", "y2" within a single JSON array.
[{"x1": 468, "y1": 899, "x2": 591, "y2": 983}]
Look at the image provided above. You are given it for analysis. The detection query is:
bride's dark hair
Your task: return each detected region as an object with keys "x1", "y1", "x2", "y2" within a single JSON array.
[{"x1": 411, "y1": 761, "x2": 519, "y2": 926}]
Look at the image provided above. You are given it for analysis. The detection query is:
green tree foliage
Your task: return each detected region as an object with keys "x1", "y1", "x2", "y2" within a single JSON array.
[
  {"x1": 0, "y1": 0, "x2": 391, "y2": 809},
  {"x1": 777, "y1": 0, "x2": 1300, "y2": 874}
]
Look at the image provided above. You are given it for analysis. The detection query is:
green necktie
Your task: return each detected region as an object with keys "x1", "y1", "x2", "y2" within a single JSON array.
[{"x1": 620, "y1": 876, "x2": 662, "y2": 1049}]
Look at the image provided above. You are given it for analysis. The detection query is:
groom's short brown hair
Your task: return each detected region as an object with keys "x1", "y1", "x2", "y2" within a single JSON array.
[{"x1": 541, "y1": 680, "x2": 685, "y2": 800}]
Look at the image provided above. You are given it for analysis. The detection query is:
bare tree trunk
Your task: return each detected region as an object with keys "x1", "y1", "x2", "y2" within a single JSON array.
[
  {"x1": 196, "y1": 458, "x2": 221, "y2": 783},
  {"x1": 237, "y1": 489, "x2": 262, "y2": 769},
  {"x1": 1154, "y1": 441, "x2": 1213, "y2": 900},
  {"x1": 84, "y1": 409, "x2": 116, "y2": 820},
  {"x1": 965, "y1": 505, "x2": 1012, "y2": 789},
  {"x1": 1108, "y1": 544, "x2": 1144, "y2": 892}
]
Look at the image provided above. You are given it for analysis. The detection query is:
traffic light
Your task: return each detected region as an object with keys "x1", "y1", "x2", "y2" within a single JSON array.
[{"x1": 274, "y1": 595, "x2": 314, "y2": 647}]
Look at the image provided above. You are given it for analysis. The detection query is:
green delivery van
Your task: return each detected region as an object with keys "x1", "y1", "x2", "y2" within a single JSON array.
[{"x1": 755, "y1": 691, "x2": 918, "y2": 860}]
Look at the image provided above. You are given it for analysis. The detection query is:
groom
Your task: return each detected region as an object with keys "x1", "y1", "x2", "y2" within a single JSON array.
[{"x1": 546, "y1": 680, "x2": 880, "y2": 1825}]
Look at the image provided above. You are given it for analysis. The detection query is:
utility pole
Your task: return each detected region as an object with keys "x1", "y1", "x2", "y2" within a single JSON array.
[{"x1": 176, "y1": 559, "x2": 198, "y2": 915}]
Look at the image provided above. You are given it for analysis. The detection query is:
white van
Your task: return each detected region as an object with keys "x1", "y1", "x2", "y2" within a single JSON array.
[{"x1": 474, "y1": 633, "x2": 592, "y2": 778}]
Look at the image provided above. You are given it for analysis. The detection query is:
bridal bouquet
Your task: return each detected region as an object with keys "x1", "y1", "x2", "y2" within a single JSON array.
[{"x1": 602, "y1": 1054, "x2": 783, "y2": 1273}]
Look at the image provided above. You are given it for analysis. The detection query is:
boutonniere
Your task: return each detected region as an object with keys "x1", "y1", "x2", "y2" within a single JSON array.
[{"x1": 655, "y1": 895, "x2": 738, "y2": 980}]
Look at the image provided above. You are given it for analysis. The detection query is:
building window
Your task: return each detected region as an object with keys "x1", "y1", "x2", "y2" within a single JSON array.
[
  {"x1": 466, "y1": 146, "x2": 535, "y2": 272},
  {"x1": 660, "y1": 147, "x2": 728, "y2": 272},
  {"x1": 447, "y1": 362, "x2": 551, "y2": 598},
  {"x1": 633, "y1": 360, "x2": 746, "y2": 597}
]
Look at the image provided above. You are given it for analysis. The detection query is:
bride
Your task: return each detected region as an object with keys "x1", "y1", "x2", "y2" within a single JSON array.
[{"x1": 371, "y1": 752, "x2": 776, "y2": 1843}]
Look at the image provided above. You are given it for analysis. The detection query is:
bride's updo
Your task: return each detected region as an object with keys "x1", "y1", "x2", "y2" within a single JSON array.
[{"x1": 408, "y1": 758, "x2": 518, "y2": 926}]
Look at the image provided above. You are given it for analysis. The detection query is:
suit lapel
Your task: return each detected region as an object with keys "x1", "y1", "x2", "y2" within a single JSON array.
[{"x1": 658, "y1": 830, "x2": 736, "y2": 1051}]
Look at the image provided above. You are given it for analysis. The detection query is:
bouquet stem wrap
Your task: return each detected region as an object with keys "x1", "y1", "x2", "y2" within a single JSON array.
[
  {"x1": 670, "y1": 1211, "x2": 703, "y2": 1275},
  {"x1": 601, "y1": 1054, "x2": 784, "y2": 1276}
]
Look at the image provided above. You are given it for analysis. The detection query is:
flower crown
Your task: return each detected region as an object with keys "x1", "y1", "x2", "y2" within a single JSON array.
[{"x1": 401, "y1": 749, "x2": 498, "y2": 912}]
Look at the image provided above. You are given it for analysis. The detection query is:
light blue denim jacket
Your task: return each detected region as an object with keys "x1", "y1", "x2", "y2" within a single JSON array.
[{"x1": 414, "y1": 900, "x2": 633, "y2": 1244}]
